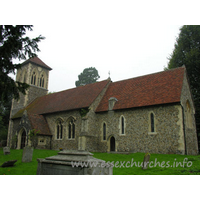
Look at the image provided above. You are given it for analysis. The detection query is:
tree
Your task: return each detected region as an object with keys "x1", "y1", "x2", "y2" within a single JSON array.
[
  {"x1": 0, "y1": 91, "x2": 12, "y2": 142},
  {"x1": 0, "y1": 113, "x2": 7, "y2": 141},
  {"x1": 167, "y1": 25, "x2": 200, "y2": 150},
  {"x1": 0, "y1": 25, "x2": 45, "y2": 103},
  {"x1": 75, "y1": 67, "x2": 100, "y2": 87}
]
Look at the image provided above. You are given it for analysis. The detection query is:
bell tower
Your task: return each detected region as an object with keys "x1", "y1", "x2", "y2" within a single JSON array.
[
  {"x1": 10, "y1": 57, "x2": 52, "y2": 118},
  {"x1": 7, "y1": 57, "x2": 52, "y2": 147}
]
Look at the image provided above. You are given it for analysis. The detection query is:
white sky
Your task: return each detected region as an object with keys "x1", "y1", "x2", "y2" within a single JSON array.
[
  {"x1": 3, "y1": 0, "x2": 199, "y2": 93},
  {"x1": 29, "y1": 24, "x2": 181, "y2": 93}
]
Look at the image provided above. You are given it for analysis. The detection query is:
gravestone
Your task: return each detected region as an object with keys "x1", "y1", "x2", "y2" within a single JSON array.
[
  {"x1": 37, "y1": 150, "x2": 113, "y2": 175},
  {"x1": 1, "y1": 160, "x2": 17, "y2": 167},
  {"x1": 142, "y1": 153, "x2": 151, "y2": 170},
  {"x1": 22, "y1": 146, "x2": 34, "y2": 163},
  {"x1": 3, "y1": 146, "x2": 10, "y2": 155}
]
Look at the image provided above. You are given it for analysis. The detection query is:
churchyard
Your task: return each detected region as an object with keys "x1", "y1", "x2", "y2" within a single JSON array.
[{"x1": 0, "y1": 148, "x2": 200, "y2": 175}]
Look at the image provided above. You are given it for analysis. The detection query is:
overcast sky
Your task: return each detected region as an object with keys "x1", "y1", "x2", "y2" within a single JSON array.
[
  {"x1": 26, "y1": 24, "x2": 181, "y2": 93},
  {"x1": 4, "y1": 0, "x2": 199, "y2": 93}
]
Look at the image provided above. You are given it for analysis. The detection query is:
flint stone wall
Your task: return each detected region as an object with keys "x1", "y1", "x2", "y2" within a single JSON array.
[
  {"x1": 45, "y1": 110, "x2": 82, "y2": 150},
  {"x1": 95, "y1": 104, "x2": 185, "y2": 154},
  {"x1": 46, "y1": 102, "x2": 197, "y2": 155}
]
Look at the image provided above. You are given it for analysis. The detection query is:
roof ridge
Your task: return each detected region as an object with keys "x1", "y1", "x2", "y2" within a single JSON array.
[
  {"x1": 21, "y1": 56, "x2": 52, "y2": 70},
  {"x1": 112, "y1": 66, "x2": 185, "y2": 84},
  {"x1": 47, "y1": 79, "x2": 110, "y2": 96},
  {"x1": 12, "y1": 78, "x2": 111, "y2": 117},
  {"x1": 96, "y1": 66, "x2": 185, "y2": 112}
]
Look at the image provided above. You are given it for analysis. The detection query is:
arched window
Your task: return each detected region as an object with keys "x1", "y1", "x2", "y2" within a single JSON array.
[
  {"x1": 121, "y1": 116, "x2": 125, "y2": 134},
  {"x1": 31, "y1": 71, "x2": 36, "y2": 85},
  {"x1": 40, "y1": 74, "x2": 45, "y2": 88},
  {"x1": 103, "y1": 123, "x2": 106, "y2": 140},
  {"x1": 150, "y1": 113, "x2": 155, "y2": 132},
  {"x1": 68, "y1": 119, "x2": 75, "y2": 139},
  {"x1": 56, "y1": 119, "x2": 63, "y2": 140},
  {"x1": 119, "y1": 116, "x2": 125, "y2": 135}
]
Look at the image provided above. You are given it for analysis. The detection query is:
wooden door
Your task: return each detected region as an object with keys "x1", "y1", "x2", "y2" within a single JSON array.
[
  {"x1": 110, "y1": 136, "x2": 115, "y2": 151},
  {"x1": 21, "y1": 130, "x2": 26, "y2": 149}
]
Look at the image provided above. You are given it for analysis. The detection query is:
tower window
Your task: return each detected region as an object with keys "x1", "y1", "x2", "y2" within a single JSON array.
[
  {"x1": 40, "y1": 74, "x2": 45, "y2": 88},
  {"x1": 31, "y1": 72, "x2": 36, "y2": 85}
]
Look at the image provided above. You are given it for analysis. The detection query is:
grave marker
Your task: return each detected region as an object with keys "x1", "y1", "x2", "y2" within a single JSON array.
[
  {"x1": 22, "y1": 146, "x2": 33, "y2": 162},
  {"x1": 37, "y1": 150, "x2": 113, "y2": 175},
  {"x1": 3, "y1": 146, "x2": 10, "y2": 155},
  {"x1": 142, "y1": 153, "x2": 151, "y2": 170},
  {"x1": 1, "y1": 160, "x2": 17, "y2": 167}
]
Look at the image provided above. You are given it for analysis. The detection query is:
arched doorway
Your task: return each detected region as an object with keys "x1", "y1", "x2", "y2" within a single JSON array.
[
  {"x1": 21, "y1": 130, "x2": 26, "y2": 149},
  {"x1": 110, "y1": 136, "x2": 115, "y2": 152}
]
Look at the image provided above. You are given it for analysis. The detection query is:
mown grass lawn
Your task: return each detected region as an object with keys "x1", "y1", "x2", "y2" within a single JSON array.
[
  {"x1": 0, "y1": 148, "x2": 59, "y2": 175},
  {"x1": 0, "y1": 148, "x2": 200, "y2": 175},
  {"x1": 93, "y1": 152, "x2": 200, "y2": 175}
]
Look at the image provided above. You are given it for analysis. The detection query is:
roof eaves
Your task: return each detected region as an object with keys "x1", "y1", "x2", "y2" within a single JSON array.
[
  {"x1": 96, "y1": 101, "x2": 181, "y2": 113},
  {"x1": 28, "y1": 61, "x2": 52, "y2": 71},
  {"x1": 21, "y1": 57, "x2": 52, "y2": 70},
  {"x1": 40, "y1": 106, "x2": 89, "y2": 116}
]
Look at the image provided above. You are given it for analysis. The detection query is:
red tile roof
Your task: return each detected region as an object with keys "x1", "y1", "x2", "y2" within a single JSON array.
[
  {"x1": 22, "y1": 57, "x2": 52, "y2": 70},
  {"x1": 96, "y1": 67, "x2": 185, "y2": 112},
  {"x1": 13, "y1": 67, "x2": 185, "y2": 118},
  {"x1": 28, "y1": 113, "x2": 51, "y2": 136},
  {"x1": 12, "y1": 79, "x2": 110, "y2": 118}
]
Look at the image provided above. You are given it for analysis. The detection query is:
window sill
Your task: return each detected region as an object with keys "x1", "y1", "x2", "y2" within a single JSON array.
[
  {"x1": 38, "y1": 143, "x2": 46, "y2": 145},
  {"x1": 148, "y1": 132, "x2": 157, "y2": 135}
]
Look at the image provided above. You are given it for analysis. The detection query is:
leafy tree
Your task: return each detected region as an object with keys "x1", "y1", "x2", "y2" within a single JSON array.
[
  {"x1": 75, "y1": 67, "x2": 100, "y2": 87},
  {"x1": 167, "y1": 25, "x2": 200, "y2": 150},
  {"x1": 0, "y1": 25, "x2": 45, "y2": 103},
  {"x1": 0, "y1": 90, "x2": 12, "y2": 142},
  {"x1": 0, "y1": 112, "x2": 7, "y2": 141}
]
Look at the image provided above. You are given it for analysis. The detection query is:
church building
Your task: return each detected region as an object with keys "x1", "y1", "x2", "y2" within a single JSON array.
[{"x1": 7, "y1": 57, "x2": 199, "y2": 155}]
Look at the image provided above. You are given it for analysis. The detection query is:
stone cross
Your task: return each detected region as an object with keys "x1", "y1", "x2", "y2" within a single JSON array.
[
  {"x1": 22, "y1": 146, "x2": 34, "y2": 163},
  {"x1": 142, "y1": 153, "x2": 151, "y2": 170},
  {"x1": 3, "y1": 146, "x2": 10, "y2": 155}
]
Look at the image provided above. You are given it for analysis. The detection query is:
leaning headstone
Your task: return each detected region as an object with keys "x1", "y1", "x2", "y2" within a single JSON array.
[
  {"x1": 22, "y1": 146, "x2": 34, "y2": 163},
  {"x1": 1, "y1": 160, "x2": 17, "y2": 167},
  {"x1": 3, "y1": 146, "x2": 10, "y2": 155},
  {"x1": 142, "y1": 153, "x2": 151, "y2": 170}
]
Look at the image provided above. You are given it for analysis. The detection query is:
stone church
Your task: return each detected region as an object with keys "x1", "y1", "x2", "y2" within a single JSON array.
[{"x1": 7, "y1": 57, "x2": 198, "y2": 155}]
